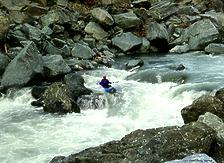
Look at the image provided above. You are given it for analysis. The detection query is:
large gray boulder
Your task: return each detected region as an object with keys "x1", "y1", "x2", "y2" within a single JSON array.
[
  {"x1": 113, "y1": 12, "x2": 141, "y2": 29},
  {"x1": 43, "y1": 55, "x2": 71, "y2": 77},
  {"x1": 71, "y1": 43, "x2": 96, "y2": 59},
  {"x1": 198, "y1": 112, "x2": 224, "y2": 162},
  {"x1": 112, "y1": 32, "x2": 142, "y2": 52},
  {"x1": 1, "y1": 41, "x2": 44, "y2": 88},
  {"x1": 146, "y1": 22, "x2": 169, "y2": 41},
  {"x1": 181, "y1": 95, "x2": 224, "y2": 124},
  {"x1": 205, "y1": 43, "x2": 224, "y2": 54},
  {"x1": 182, "y1": 19, "x2": 219, "y2": 50},
  {"x1": 50, "y1": 122, "x2": 216, "y2": 162},
  {"x1": 91, "y1": 8, "x2": 114, "y2": 26},
  {"x1": 84, "y1": 22, "x2": 108, "y2": 40}
]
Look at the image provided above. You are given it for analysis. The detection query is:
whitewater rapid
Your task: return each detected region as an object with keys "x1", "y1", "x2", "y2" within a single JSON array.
[{"x1": 0, "y1": 53, "x2": 222, "y2": 163}]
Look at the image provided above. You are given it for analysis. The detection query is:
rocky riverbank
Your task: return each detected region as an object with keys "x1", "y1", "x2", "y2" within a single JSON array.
[{"x1": 1, "y1": 0, "x2": 224, "y2": 162}]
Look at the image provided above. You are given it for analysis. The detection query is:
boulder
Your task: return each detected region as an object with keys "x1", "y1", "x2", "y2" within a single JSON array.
[
  {"x1": 31, "y1": 85, "x2": 48, "y2": 99},
  {"x1": 50, "y1": 122, "x2": 216, "y2": 162},
  {"x1": 205, "y1": 43, "x2": 224, "y2": 54},
  {"x1": 198, "y1": 112, "x2": 224, "y2": 162},
  {"x1": 21, "y1": 23, "x2": 42, "y2": 43},
  {"x1": 91, "y1": 8, "x2": 114, "y2": 26},
  {"x1": 112, "y1": 32, "x2": 142, "y2": 52},
  {"x1": 0, "y1": 10, "x2": 10, "y2": 41},
  {"x1": 0, "y1": 53, "x2": 10, "y2": 75},
  {"x1": 140, "y1": 37, "x2": 150, "y2": 53},
  {"x1": 43, "y1": 55, "x2": 71, "y2": 77},
  {"x1": 1, "y1": 41, "x2": 44, "y2": 88},
  {"x1": 181, "y1": 19, "x2": 219, "y2": 50},
  {"x1": 169, "y1": 44, "x2": 190, "y2": 53},
  {"x1": 113, "y1": 12, "x2": 141, "y2": 29},
  {"x1": 84, "y1": 22, "x2": 108, "y2": 40},
  {"x1": 132, "y1": 0, "x2": 151, "y2": 9},
  {"x1": 43, "y1": 82, "x2": 80, "y2": 113},
  {"x1": 146, "y1": 22, "x2": 169, "y2": 52},
  {"x1": 40, "y1": 8, "x2": 79, "y2": 26},
  {"x1": 215, "y1": 88, "x2": 224, "y2": 102},
  {"x1": 181, "y1": 95, "x2": 224, "y2": 124},
  {"x1": 64, "y1": 73, "x2": 92, "y2": 100},
  {"x1": 125, "y1": 59, "x2": 144, "y2": 70},
  {"x1": 71, "y1": 43, "x2": 96, "y2": 59}
]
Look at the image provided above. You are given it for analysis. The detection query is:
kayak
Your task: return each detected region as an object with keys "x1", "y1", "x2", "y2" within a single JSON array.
[{"x1": 104, "y1": 87, "x2": 116, "y2": 93}]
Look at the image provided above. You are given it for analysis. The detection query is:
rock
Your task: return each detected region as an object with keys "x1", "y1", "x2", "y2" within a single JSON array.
[
  {"x1": 21, "y1": 23, "x2": 42, "y2": 43},
  {"x1": 125, "y1": 59, "x2": 144, "y2": 70},
  {"x1": 7, "y1": 27, "x2": 27, "y2": 46},
  {"x1": 31, "y1": 85, "x2": 48, "y2": 99},
  {"x1": 8, "y1": 10, "x2": 34, "y2": 24},
  {"x1": 40, "y1": 8, "x2": 79, "y2": 26},
  {"x1": 169, "y1": 64, "x2": 185, "y2": 71},
  {"x1": 1, "y1": 41, "x2": 44, "y2": 88},
  {"x1": 113, "y1": 12, "x2": 141, "y2": 29},
  {"x1": 198, "y1": 112, "x2": 224, "y2": 162},
  {"x1": 0, "y1": 53, "x2": 10, "y2": 75},
  {"x1": 132, "y1": 0, "x2": 151, "y2": 9},
  {"x1": 0, "y1": 10, "x2": 10, "y2": 41},
  {"x1": 64, "y1": 73, "x2": 92, "y2": 100},
  {"x1": 43, "y1": 41, "x2": 62, "y2": 56},
  {"x1": 169, "y1": 44, "x2": 190, "y2": 53},
  {"x1": 50, "y1": 122, "x2": 216, "y2": 162},
  {"x1": 31, "y1": 99, "x2": 44, "y2": 107},
  {"x1": 71, "y1": 43, "x2": 96, "y2": 59},
  {"x1": 23, "y1": 3, "x2": 48, "y2": 16},
  {"x1": 181, "y1": 19, "x2": 219, "y2": 50},
  {"x1": 43, "y1": 55, "x2": 71, "y2": 77},
  {"x1": 215, "y1": 88, "x2": 224, "y2": 102},
  {"x1": 84, "y1": 22, "x2": 108, "y2": 40},
  {"x1": 146, "y1": 22, "x2": 169, "y2": 52},
  {"x1": 43, "y1": 82, "x2": 80, "y2": 113},
  {"x1": 205, "y1": 43, "x2": 224, "y2": 54},
  {"x1": 91, "y1": 8, "x2": 114, "y2": 26},
  {"x1": 165, "y1": 153, "x2": 217, "y2": 163},
  {"x1": 140, "y1": 37, "x2": 150, "y2": 53},
  {"x1": 181, "y1": 95, "x2": 224, "y2": 124},
  {"x1": 100, "y1": 0, "x2": 131, "y2": 6},
  {"x1": 112, "y1": 32, "x2": 142, "y2": 52}
]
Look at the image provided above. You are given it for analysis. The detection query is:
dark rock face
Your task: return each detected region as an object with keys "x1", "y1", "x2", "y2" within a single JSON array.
[
  {"x1": 50, "y1": 122, "x2": 216, "y2": 163},
  {"x1": 31, "y1": 85, "x2": 48, "y2": 99},
  {"x1": 64, "y1": 73, "x2": 92, "y2": 100},
  {"x1": 181, "y1": 95, "x2": 224, "y2": 124},
  {"x1": 0, "y1": 53, "x2": 10, "y2": 75},
  {"x1": 43, "y1": 82, "x2": 80, "y2": 113},
  {"x1": 1, "y1": 41, "x2": 44, "y2": 88}
]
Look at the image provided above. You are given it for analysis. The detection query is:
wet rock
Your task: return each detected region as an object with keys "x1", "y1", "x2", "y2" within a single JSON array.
[
  {"x1": 31, "y1": 85, "x2": 48, "y2": 99},
  {"x1": 1, "y1": 41, "x2": 44, "y2": 88},
  {"x1": 113, "y1": 12, "x2": 141, "y2": 29},
  {"x1": 43, "y1": 55, "x2": 71, "y2": 78},
  {"x1": 112, "y1": 32, "x2": 142, "y2": 52},
  {"x1": 84, "y1": 22, "x2": 108, "y2": 40},
  {"x1": 50, "y1": 122, "x2": 216, "y2": 162},
  {"x1": 198, "y1": 112, "x2": 224, "y2": 162},
  {"x1": 91, "y1": 8, "x2": 114, "y2": 26},
  {"x1": 71, "y1": 43, "x2": 96, "y2": 59},
  {"x1": 31, "y1": 99, "x2": 44, "y2": 107},
  {"x1": 125, "y1": 59, "x2": 144, "y2": 70},
  {"x1": 43, "y1": 82, "x2": 80, "y2": 113},
  {"x1": 64, "y1": 73, "x2": 92, "y2": 100},
  {"x1": 205, "y1": 43, "x2": 224, "y2": 54},
  {"x1": 140, "y1": 37, "x2": 150, "y2": 53},
  {"x1": 181, "y1": 95, "x2": 224, "y2": 124}
]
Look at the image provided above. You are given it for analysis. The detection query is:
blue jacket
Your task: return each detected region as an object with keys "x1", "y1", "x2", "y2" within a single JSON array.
[{"x1": 99, "y1": 79, "x2": 111, "y2": 88}]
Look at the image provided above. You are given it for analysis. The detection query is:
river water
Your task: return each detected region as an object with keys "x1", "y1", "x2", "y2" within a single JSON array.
[{"x1": 1, "y1": 52, "x2": 224, "y2": 163}]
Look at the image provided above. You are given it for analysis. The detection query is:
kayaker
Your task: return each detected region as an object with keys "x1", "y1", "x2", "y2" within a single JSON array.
[{"x1": 99, "y1": 76, "x2": 112, "y2": 88}]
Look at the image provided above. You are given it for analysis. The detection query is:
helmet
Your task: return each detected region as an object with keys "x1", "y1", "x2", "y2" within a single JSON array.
[{"x1": 103, "y1": 76, "x2": 106, "y2": 79}]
